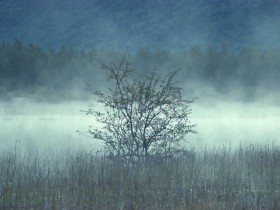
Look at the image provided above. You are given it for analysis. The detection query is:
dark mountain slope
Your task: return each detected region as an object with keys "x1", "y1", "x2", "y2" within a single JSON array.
[{"x1": 1, "y1": 0, "x2": 280, "y2": 50}]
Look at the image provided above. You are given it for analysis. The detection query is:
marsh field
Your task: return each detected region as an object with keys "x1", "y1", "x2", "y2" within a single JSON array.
[
  {"x1": 2, "y1": 1, "x2": 280, "y2": 208},
  {"x1": 1, "y1": 143, "x2": 280, "y2": 209},
  {"x1": 1, "y1": 98, "x2": 280, "y2": 209},
  {"x1": 1, "y1": 45, "x2": 280, "y2": 209}
]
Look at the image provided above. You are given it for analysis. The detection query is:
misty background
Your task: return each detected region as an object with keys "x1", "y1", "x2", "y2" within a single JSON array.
[{"x1": 0, "y1": 0, "x2": 280, "y2": 152}]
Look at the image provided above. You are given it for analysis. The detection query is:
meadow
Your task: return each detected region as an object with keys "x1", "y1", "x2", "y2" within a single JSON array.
[
  {"x1": 1, "y1": 99, "x2": 279, "y2": 209},
  {"x1": 1, "y1": 144, "x2": 280, "y2": 209}
]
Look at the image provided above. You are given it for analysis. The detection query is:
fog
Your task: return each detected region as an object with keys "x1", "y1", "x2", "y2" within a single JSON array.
[
  {"x1": 1, "y1": 0, "x2": 280, "y2": 153},
  {"x1": 1, "y1": 46, "x2": 280, "y2": 153},
  {"x1": 1, "y1": 89, "x2": 279, "y2": 154},
  {"x1": 0, "y1": 98, "x2": 101, "y2": 153}
]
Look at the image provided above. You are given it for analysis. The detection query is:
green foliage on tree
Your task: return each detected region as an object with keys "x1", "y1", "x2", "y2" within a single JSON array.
[{"x1": 84, "y1": 53, "x2": 196, "y2": 163}]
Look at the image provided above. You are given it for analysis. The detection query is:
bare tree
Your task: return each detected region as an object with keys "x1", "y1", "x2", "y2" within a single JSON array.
[{"x1": 84, "y1": 52, "x2": 196, "y2": 163}]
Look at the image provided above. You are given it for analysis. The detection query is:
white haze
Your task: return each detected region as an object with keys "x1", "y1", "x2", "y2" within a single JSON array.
[{"x1": 1, "y1": 89, "x2": 279, "y2": 154}]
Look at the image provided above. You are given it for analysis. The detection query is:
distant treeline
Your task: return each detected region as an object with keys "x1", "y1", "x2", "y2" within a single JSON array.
[{"x1": 1, "y1": 40, "x2": 280, "y2": 101}]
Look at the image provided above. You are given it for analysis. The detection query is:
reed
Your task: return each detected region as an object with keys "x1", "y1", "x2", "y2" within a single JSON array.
[{"x1": 0, "y1": 144, "x2": 280, "y2": 209}]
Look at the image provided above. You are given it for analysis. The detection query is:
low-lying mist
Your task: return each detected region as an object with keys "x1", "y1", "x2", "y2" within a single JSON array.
[
  {"x1": 1, "y1": 43, "x2": 280, "y2": 153},
  {"x1": 1, "y1": 87, "x2": 279, "y2": 154}
]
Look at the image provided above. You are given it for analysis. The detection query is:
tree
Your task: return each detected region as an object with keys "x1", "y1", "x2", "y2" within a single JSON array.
[{"x1": 84, "y1": 52, "x2": 196, "y2": 163}]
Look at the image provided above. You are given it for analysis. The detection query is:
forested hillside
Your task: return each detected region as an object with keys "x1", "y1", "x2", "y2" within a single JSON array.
[
  {"x1": 1, "y1": 0, "x2": 280, "y2": 50},
  {"x1": 1, "y1": 40, "x2": 280, "y2": 102}
]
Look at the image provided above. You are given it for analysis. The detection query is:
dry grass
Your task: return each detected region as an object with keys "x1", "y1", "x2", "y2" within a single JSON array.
[{"x1": 0, "y1": 144, "x2": 280, "y2": 209}]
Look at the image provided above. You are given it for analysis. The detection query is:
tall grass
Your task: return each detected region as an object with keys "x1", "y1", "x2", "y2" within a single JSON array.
[{"x1": 1, "y1": 144, "x2": 280, "y2": 209}]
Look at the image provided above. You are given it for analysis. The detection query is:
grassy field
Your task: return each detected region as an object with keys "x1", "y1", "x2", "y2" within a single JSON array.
[{"x1": 0, "y1": 144, "x2": 280, "y2": 209}]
